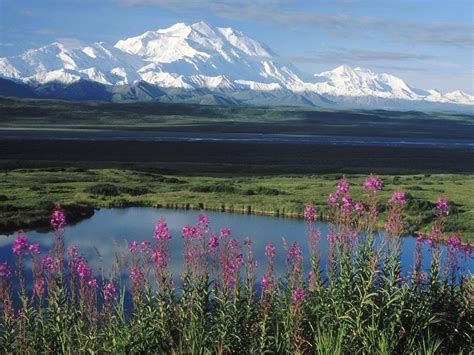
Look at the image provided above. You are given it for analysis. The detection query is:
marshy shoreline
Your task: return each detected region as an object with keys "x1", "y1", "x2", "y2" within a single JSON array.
[{"x1": 1, "y1": 167, "x2": 473, "y2": 241}]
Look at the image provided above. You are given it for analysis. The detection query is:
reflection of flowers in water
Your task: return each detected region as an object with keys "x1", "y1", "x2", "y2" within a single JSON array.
[
  {"x1": 1, "y1": 207, "x2": 473, "y2": 286},
  {"x1": 0, "y1": 261, "x2": 12, "y2": 278}
]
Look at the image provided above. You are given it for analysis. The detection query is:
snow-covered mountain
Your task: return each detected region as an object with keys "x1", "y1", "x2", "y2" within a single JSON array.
[{"x1": 0, "y1": 21, "x2": 472, "y2": 111}]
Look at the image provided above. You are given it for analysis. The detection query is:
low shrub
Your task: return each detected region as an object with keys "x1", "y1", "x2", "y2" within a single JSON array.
[
  {"x1": 243, "y1": 186, "x2": 282, "y2": 195},
  {"x1": 87, "y1": 184, "x2": 120, "y2": 196},
  {"x1": 121, "y1": 187, "x2": 151, "y2": 196}
]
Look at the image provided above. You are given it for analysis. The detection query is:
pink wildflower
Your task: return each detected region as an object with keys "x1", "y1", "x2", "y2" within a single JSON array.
[
  {"x1": 154, "y1": 218, "x2": 172, "y2": 241},
  {"x1": 435, "y1": 197, "x2": 449, "y2": 217},
  {"x1": 292, "y1": 287, "x2": 306, "y2": 302},
  {"x1": 220, "y1": 228, "x2": 231, "y2": 238},
  {"x1": 264, "y1": 243, "x2": 276, "y2": 258},
  {"x1": 198, "y1": 213, "x2": 209, "y2": 227},
  {"x1": 129, "y1": 241, "x2": 139, "y2": 253},
  {"x1": 385, "y1": 213, "x2": 400, "y2": 237},
  {"x1": 130, "y1": 267, "x2": 144, "y2": 283},
  {"x1": 42, "y1": 255, "x2": 59, "y2": 271},
  {"x1": 363, "y1": 175, "x2": 384, "y2": 192},
  {"x1": 430, "y1": 224, "x2": 443, "y2": 240},
  {"x1": 341, "y1": 196, "x2": 352, "y2": 213},
  {"x1": 68, "y1": 244, "x2": 77, "y2": 258},
  {"x1": 460, "y1": 243, "x2": 472, "y2": 258},
  {"x1": 12, "y1": 232, "x2": 29, "y2": 256},
  {"x1": 235, "y1": 254, "x2": 245, "y2": 267},
  {"x1": 182, "y1": 224, "x2": 197, "y2": 240},
  {"x1": 261, "y1": 275, "x2": 271, "y2": 290},
  {"x1": 140, "y1": 240, "x2": 152, "y2": 254},
  {"x1": 228, "y1": 238, "x2": 239, "y2": 250},
  {"x1": 77, "y1": 259, "x2": 92, "y2": 278},
  {"x1": 0, "y1": 261, "x2": 12, "y2": 278},
  {"x1": 304, "y1": 203, "x2": 317, "y2": 221},
  {"x1": 50, "y1": 206, "x2": 66, "y2": 230},
  {"x1": 208, "y1": 235, "x2": 219, "y2": 250},
  {"x1": 337, "y1": 177, "x2": 350, "y2": 194},
  {"x1": 152, "y1": 250, "x2": 166, "y2": 268},
  {"x1": 87, "y1": 278, "x2": 98, "y2": 288},
  {"x1": 327, "y1": 192, "x2": 339, "y2": 205},
  {"x1": 447, "y1": 234, "x2": 461, "y2": 248},
  {"x1": 354, "y1": 202, "x2": 365, "y2": 214},
  {"x1": 33, "y1": 278, "x2": 45, "y2": 297},
  {"x1": 417, "y1": 272, "x2": 428, "y2": 283},
  {"x1": 388, "y1": 191, "x2": 407, "y2": 206},
  {"x1": 28, "y1": 243, "x2": 40, "y2": 255},
  {"x1": 103, "y1": 282, "x2": 116, "y2": 302},
  {"x1": 287, "y1": 242, "x2": 302, "y2": 260}
]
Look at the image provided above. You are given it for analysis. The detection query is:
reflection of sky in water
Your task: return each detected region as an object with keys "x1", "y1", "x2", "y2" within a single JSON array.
[{"x1": 1, "y1": 208, "x2": 472, "y2": 289}]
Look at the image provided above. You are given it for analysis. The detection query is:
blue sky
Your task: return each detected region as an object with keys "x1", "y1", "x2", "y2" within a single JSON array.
[{"x1": 1, "y1": 0, "x2": 473, "y2": 94}]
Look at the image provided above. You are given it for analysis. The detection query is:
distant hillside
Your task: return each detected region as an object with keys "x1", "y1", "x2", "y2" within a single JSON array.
[{"x1": 1, "y1": 96, "x2": 473, "y2": 140}]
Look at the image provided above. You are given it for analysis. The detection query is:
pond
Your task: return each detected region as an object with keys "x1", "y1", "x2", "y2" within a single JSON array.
[{"x1": 1, "y1": 208, "x2": 472, "y2": 287}]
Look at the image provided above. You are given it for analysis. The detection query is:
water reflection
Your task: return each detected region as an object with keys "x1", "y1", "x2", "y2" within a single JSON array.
[{"x1": 0, "y1": 208, "x2": 472, "y2": 288}]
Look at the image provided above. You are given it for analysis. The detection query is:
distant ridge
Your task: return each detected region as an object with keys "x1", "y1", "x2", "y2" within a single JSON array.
[{"x1": 0, "y1": 22, "x2": 472, "y2": 112}]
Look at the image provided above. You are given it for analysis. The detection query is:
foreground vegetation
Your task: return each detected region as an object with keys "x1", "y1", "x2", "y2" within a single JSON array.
[
  {"x1": 1, "y1": 168, "x2": 474, "y2": 241},
  {"x1": 0, "y1": 176, "x2": 472, "y2": 353}
]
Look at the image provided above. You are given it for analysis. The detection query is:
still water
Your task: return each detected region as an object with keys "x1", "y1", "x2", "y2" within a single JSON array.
[
  {"x1": 1, "y1": 208, "x2": 472, "y2": 284},
  {"x1": 1, "y1": 129, "x2": 473, "y2": 149}
]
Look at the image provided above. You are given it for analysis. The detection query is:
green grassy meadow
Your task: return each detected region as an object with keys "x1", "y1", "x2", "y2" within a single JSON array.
[{"x1": 1, "y1": 168, "x2": 473, "y2": 241}]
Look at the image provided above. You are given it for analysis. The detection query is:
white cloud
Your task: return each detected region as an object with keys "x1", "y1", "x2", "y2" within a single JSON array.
[
  {"x1": 20, "y1": 10, "x2": 34, "y2": 17},
  {"x1": 116, "y1": 0, "x2": 474, "y2": 47},
  {"x1": 56, "y1": 37, "x2": 85, "y2": 49},
  {"x1": 35, "y1": 28, "x2": 58, "y2": 35}
]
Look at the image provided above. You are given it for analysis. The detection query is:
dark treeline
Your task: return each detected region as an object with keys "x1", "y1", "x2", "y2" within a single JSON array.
[{"x1": 1, "y1": 140, "x2": 473, "y2": 175}]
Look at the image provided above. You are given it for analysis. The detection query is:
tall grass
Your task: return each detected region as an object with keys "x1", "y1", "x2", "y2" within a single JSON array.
[{"x1": 0, "y1": 176, "x2": 472, "y2": 353}]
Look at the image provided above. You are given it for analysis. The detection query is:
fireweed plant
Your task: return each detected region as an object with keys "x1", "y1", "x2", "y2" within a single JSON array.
[{"x1": 0, "y1": 177, "x2": 473, "y2": 353}]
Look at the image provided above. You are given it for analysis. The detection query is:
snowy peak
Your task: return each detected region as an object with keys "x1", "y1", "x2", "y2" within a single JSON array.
[
  {"x1": 444, "y1": 90, "x2": 474, "y2": 105},
  {"x1": 0, "y1": 40, "x2": 143, "y2": 85},
  {"x1": 313, "y1": 65, "x2": 419, "y2": 100},
  {"x1": 162, "y1": 22, "x2": 191, "y2": 34},
  {"x1": 312, "y1": 64, "x2": 473, "y2": 106},
  {"x1": 191, "y1": 21, "x2": 218, "y2": 38},
  {"x1": 326, "y1": 64, "x2": 361, "y2": 77},
  {"x1": 0, "y1": 22, "x2": 472, "y2": 110},
  {"x1": 114, "y1": 21, "x2": 271, "y2": 63},
  {"x1": 217, "y1": 26, "x2": 272, "y2": 58},
  {"x1": 112, "y1": 21, "x2": 288, "y2": 88}
]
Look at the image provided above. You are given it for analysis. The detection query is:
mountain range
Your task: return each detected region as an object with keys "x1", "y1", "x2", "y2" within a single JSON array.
[{"x1": 0, "y1": 21, "x2": 472, "y2": 112}]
